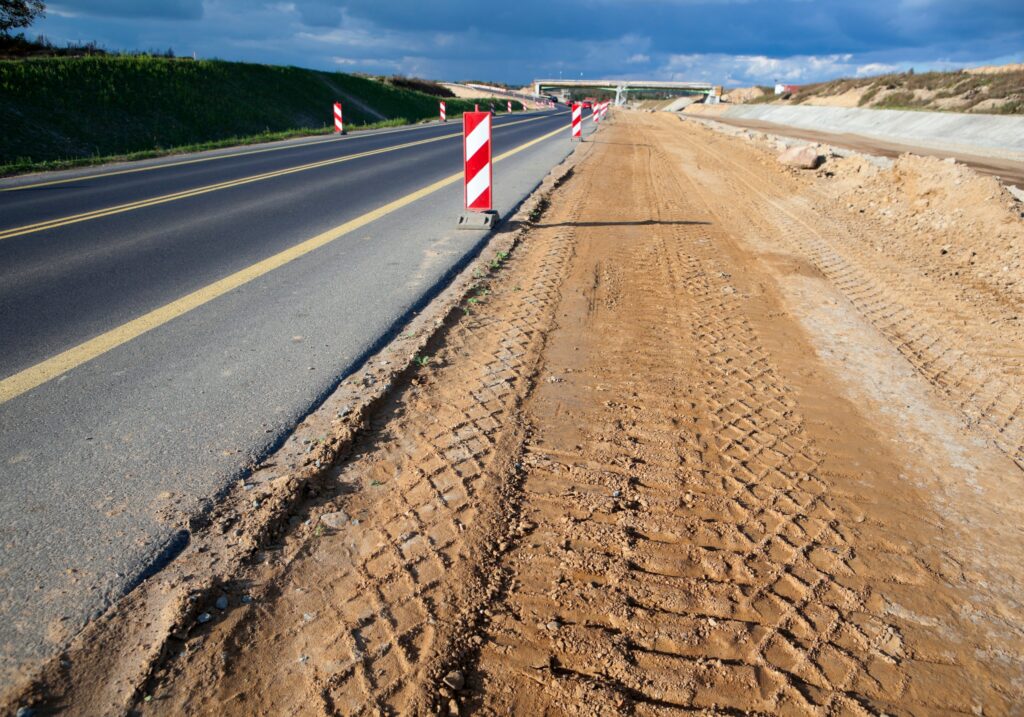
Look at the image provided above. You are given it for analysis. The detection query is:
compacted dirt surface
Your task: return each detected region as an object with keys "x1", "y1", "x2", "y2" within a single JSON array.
[{"x1": 15, "y1": 110, "x2": 1024, "y2": 716}]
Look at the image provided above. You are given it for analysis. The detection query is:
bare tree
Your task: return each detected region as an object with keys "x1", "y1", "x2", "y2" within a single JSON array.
[{"x1": 1, "y1": 0, "x2": 45, "y2": 35}]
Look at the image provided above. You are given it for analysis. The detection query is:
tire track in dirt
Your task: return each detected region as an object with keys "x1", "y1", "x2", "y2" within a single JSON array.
[
  {"x1": 667, "y1": 119, "x2": 1024, "y2": 471},
  {"x1": 128, "y1": 112, "x2": 1024, "y2": 716},
  {"x1": 469, "y1": 114, "x2": 1021, "y2": 714},
  {"x1": 136, "y1": 157, "x2": 596, "y2": 715},
  {"x1": 657, "y1": 113, "x2": 1024, "y2": 712}
]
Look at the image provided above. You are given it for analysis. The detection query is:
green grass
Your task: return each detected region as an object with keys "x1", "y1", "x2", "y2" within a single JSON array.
[
  {"x1": 0, "y1": 119, "x2": 412, "y2": 176},
  {"x1": 0, "y1": 55, "x2": 523, "y2": 173}
]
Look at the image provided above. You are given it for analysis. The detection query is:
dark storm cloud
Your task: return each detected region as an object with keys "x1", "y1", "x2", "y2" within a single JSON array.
[
  {"x1": 292, "y1": 0, "x2": 344, "y2": 28},
  {"x1": 52, "y1": 0, "x2": 203, "y2": 20},
  {"x1": 334, "y1": 0, "x2": 1024, "y2": 55},
  {"x1": 32, "y1": 0, "x2": 1024, "y2": 85}
]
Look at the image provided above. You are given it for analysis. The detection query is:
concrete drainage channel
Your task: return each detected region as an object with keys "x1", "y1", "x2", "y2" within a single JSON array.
[
  {"x1": 693, "y1": 104, "x2": 1024, "y2": 162},
  {"x1": 0, "y1": 144, "x2": 592, "y2": 716},
  {"x1": 680, "y1": 111, "x2": 1024, "y2": 201}
]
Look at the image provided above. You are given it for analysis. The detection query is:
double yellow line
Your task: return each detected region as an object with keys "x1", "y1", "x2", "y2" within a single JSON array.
[
  {"x1": 1, "y1": 110, "x2": 560, "y2": 194},
  {"x1": 0, "y1": 114, "x2": 555, "y2": 242},
  {"x1": 0, "y1": 122, "x2": 568, "y2": 405}
]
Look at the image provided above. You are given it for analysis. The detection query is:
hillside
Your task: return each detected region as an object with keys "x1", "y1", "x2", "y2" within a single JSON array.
[
  {"x1": 0, "y1": 56, "x2": 519, "y2": 171},
  {"x1": 734, "y1": 65, "x2": 1024, "y2": 114}
]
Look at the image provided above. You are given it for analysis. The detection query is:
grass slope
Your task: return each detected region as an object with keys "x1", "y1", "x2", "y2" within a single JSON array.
[
  {"x1": 747, "y1": 68, "x2": 1024, "y2": 114},
  {"x1": 0, "y1": 56, "x2": 521, "y2": 171}
]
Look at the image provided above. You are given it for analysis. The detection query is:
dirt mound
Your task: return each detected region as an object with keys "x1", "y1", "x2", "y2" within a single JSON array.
[
  {"x1": 721, "y1": 86, "x2": 765, "y2": 104},
  {"x1": 966, "y1": 63, "x2": 1024, "y2": 75},
  {"x1": 800, "y1": 86, "x2": 866, "y2": 107},
  {"x1": 825, "y1": 152, "x2": 1024, "y2": 303}
]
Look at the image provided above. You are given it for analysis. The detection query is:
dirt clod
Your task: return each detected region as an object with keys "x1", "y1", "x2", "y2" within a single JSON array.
[{"x1": 442, "y1": 670, "x2": 465, "y2": 691}]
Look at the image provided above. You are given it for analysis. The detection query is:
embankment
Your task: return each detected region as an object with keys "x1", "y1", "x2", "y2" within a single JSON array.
[{"x1": 0, "y1": 56, "x2": 519, "y2": 170}]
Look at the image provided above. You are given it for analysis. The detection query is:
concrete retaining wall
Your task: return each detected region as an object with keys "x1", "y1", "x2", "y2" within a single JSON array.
[{"x1": 710, "y1": 105, "x2": 1024, "y2": 161}]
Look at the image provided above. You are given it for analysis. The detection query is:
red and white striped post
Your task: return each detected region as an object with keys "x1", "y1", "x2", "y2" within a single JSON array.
[
  {"x1": 440, "y1": 100, "x2": 446, "y2": 122},
  {"x1": 456, "y1": 111, "x2": 497, "y2": 229},
  {"x1": 507, "y1": 100, "x2": 512, "y2": 113},
  {"x1": 333, "y1": 102, "x2": 345, "y2": 134},
  {"x1": 464, "y1": 111, "x2": 492, "y2": 212},
  {"x1": 571, "y1": 102, "x2": 582, "y2": 141}
]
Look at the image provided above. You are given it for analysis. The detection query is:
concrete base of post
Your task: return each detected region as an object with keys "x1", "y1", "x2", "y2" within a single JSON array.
[{"x1": 456, "y1": 210, "x2": 499, "y2": 230}]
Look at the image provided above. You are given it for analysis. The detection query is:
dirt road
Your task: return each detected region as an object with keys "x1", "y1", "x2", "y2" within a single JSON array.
[{"x1": 59, "y1": 111, "x2": 1024, "y2": 715}]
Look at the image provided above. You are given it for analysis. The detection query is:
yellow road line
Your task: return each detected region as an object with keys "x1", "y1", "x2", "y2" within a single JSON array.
[
  {"x1": 0, "y1": 114, "x2": 555, "y2": 242},
  {"x1": 0, "y1": 135, "x2": 454, "y2": 240},
  {"x1": 5, "y1": 132, "x2": 358, "y2": 192},
  {"x1": 0, "y1": 123, "x2": 566, "y2": 405},
  {"x1": 2, "y1": 110, "x2": 564, "y2": 193}
]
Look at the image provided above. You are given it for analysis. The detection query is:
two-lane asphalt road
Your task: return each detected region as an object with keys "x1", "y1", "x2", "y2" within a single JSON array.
[{"x1": 0, "y1": 107, "x2": 591, "y2": 680}]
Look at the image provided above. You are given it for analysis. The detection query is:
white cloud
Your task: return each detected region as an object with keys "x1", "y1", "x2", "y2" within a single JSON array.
[
  {"x1": 44, "y1": 6, "x2": 80, "y2": 18},
  {"x1": 660, "y1": 52, "x2": 893, "y2": 85},
  {"x1": 296, "y1": 28, "x2": 397, "y2": 49},
  {"x1": 626, "y1": 53, "x2": 651, "y2": 64},
  {"x1": 855, "y1": 62, "x2": 899, "y2": 76}
]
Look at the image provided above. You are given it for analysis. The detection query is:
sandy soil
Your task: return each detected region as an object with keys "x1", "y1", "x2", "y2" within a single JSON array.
[
  {"x1": 11, "y1": 111, "x2": 1024, "y2": 716},
  {"x1": 721, "y1": 86, "x2": 765, "y2": 104},
  {"x1": 801, "y1": 87, "x2": 866, "y2": 107},
  {"x1": 966, "y1": 63, "x2": 1024, "y2": 75}
]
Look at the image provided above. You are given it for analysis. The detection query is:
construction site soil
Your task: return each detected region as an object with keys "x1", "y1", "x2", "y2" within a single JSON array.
[{"x1": 8, "y1": 111, "x2": 1024, "y2": 716}]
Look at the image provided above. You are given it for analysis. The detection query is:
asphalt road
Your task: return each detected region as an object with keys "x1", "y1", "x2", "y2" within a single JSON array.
[{"x1": 0, "y1": 107, "x2": 592, "y2": 681}]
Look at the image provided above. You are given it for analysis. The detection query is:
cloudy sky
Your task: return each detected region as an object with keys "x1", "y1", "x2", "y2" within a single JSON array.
[{"x1": 33, "y1": 0, "x2": 1024, "y2": 86}]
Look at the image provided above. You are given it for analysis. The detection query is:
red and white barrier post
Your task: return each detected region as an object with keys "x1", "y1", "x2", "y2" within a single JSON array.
[
  {"x1": 571, "y1": 102, "x2": 582, "y2": 141},
  {"x1": 333, "y1": 101, "x2": 344, "y2": 134},
  {"x1": 456, "y1": 111, "x2": 498, "y2": 229},
  {"x1": 507, "y1": 100, "x2": 513, "y2": 113},
  {"x1": 440, "y1": 100, "x2": 446, "y2": 122}
]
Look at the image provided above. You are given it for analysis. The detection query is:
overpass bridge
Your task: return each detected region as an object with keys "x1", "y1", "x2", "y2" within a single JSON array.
[{"x1": 533, "y1": 79, "x2": 715, "y2": 105}]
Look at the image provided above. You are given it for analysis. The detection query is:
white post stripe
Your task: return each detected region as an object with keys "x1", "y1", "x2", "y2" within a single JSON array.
[
  {"x1": 465, "y1": 115, "x2": 491, "y2": 160},
  {"x1": 465, "y1": 166, "x2": 490, "y2": 205}
]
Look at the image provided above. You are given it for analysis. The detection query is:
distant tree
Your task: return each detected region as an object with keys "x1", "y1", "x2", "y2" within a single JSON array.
[{"x1": 1, "y1": 0, "x2": 45, "y2": 35}]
